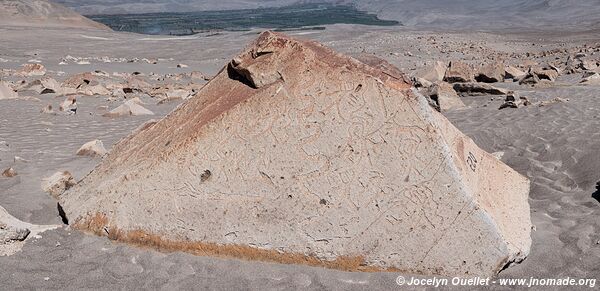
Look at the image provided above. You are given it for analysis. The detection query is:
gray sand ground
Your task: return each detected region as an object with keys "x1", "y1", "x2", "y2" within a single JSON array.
[{"x1": 1, "y1": 24, "x2": 599, "y2": 289}]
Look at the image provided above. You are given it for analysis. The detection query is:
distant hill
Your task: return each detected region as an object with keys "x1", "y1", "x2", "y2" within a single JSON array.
[
  {"x1": 0, "y1": 0, "x2": 111, "y2": 30},
  {"x1": 52, "y1": 0, "x2": 600, "y2": 31},
  {"x1": 351, "y1": 0, "x2": 600, "y2": 30}
]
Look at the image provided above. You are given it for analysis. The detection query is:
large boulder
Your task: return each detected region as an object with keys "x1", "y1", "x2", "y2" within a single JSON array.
[
  {"x1": 59, "y1": 31, "x2": 531, "y2": 277},
  {"x1": 444, "y1": 61, "x2": 474, "y2": 83}
]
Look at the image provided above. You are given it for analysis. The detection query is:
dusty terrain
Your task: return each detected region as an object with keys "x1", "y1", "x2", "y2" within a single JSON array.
[{"x1": 0, "y1": 22, "x2": 599, "y2": 290}]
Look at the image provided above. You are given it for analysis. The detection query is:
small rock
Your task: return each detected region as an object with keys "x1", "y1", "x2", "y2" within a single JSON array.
[
  {"x1": 539, "y1": 97, "x2": 568, "y2": 107},
  {"x1": 40, "y1": 104, "x2": 54, "y2": 114},
  {"x1": 499, "y1": 101, "x2": 519, "y2": 110},
  {"x1": 2, "y1": 167, "x2": 17, "y2": 178},
  {"x1": 0, "y1": 226, "x2": 30, "y2": 243},
  {"x1": 177, "y1": 63, "x2": 189, "y2": 68}
]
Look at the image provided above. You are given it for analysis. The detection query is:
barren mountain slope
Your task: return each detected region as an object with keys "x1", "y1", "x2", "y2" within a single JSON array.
[{"x1": 0, "y1": 0, "x2": 110, "y2": 30}]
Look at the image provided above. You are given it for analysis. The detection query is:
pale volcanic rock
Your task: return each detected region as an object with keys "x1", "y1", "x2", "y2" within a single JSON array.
[
  {"x1": 76, "y1": 140, "x2": 107, "y2": 157},
  {"x1": 41, "y1": 171, "x2": 76, "y2": 199},
  {"x1": 102, "y1": 99, "x2": 154, "y2": 117},
  {"x1": 444, "y1": 61, "x2": 474, "y2": 83},
  {"x1": 59, "y1": 31, "x2": 531, "y2": 277}
]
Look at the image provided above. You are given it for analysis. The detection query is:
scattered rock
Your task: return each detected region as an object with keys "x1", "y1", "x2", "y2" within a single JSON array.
[
  {"x1": 20, "y1": 77, "x2": 60, "y2": 94},
  {"x1": 475, "y1": 62, "x2": 505, "y2": 83},
  {"x1": 539, "y1": 97, "x2": 569, "y2": 107},
  {"x1": 535, "y1": 69, "x2": 559, "y2": 82},
  {"x1": 422, "y1": 82, "x2": 466, "y2": 112},
  {"x1": 41, "y1": 171, "x2": 76, "y2": 198},
  {"x1": 499, "y1": 91, "x2": 531, "y2": 109},
  {"x1": 0, "y1": 225, "x2": 30, "y2": 243},
  {"x1": 412, "y1": 77, "x2": 433, "y2": 88},
  {"x1": 16, "y1": 63, "x2": 46, "y2": 77},
  {"x1": 417, "y1": 61, "x2": 447, "y2": 82},
  {"x1": 580, "y1": 72, "x2": 600, "y2": 85},
  {"x1": 76, "y1": 140, "x2": 107, "y2": 157},
  {"x1": 102, "y1": 99, "x2": 154, "y2": 117},
  {"x1": 0, "y1": 81, "x2": 18, "y2": 100},
  {"x1": 40, "y1": 104, "x2": 54, "y2": 114},
  {"x1": 444, "y1": 61, "x2": 474, "y2": 83},
  {"x1": 505, "y1": 66, "x2": 526, "y2": 81},
  {"x1": 59, "y1": 96, "x2": 77, "y2": 112},
  {"x1": 519, "y1": 69, "x2": 541, "y2": 85}
]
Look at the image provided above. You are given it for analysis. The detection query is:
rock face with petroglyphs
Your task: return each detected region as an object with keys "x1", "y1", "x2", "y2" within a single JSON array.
[{"x1": 58, "y1": 31, "x2": 532, "y2": 276}]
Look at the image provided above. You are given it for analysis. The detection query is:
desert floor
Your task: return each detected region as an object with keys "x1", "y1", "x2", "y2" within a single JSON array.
[{"x1": 1, "y1": 25, "x2": 599, "y2": 290}]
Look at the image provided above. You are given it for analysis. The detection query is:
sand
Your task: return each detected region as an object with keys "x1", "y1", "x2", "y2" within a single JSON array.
[{"x1": 0, "y1": 23, "x2": 599, "y2": 289}]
